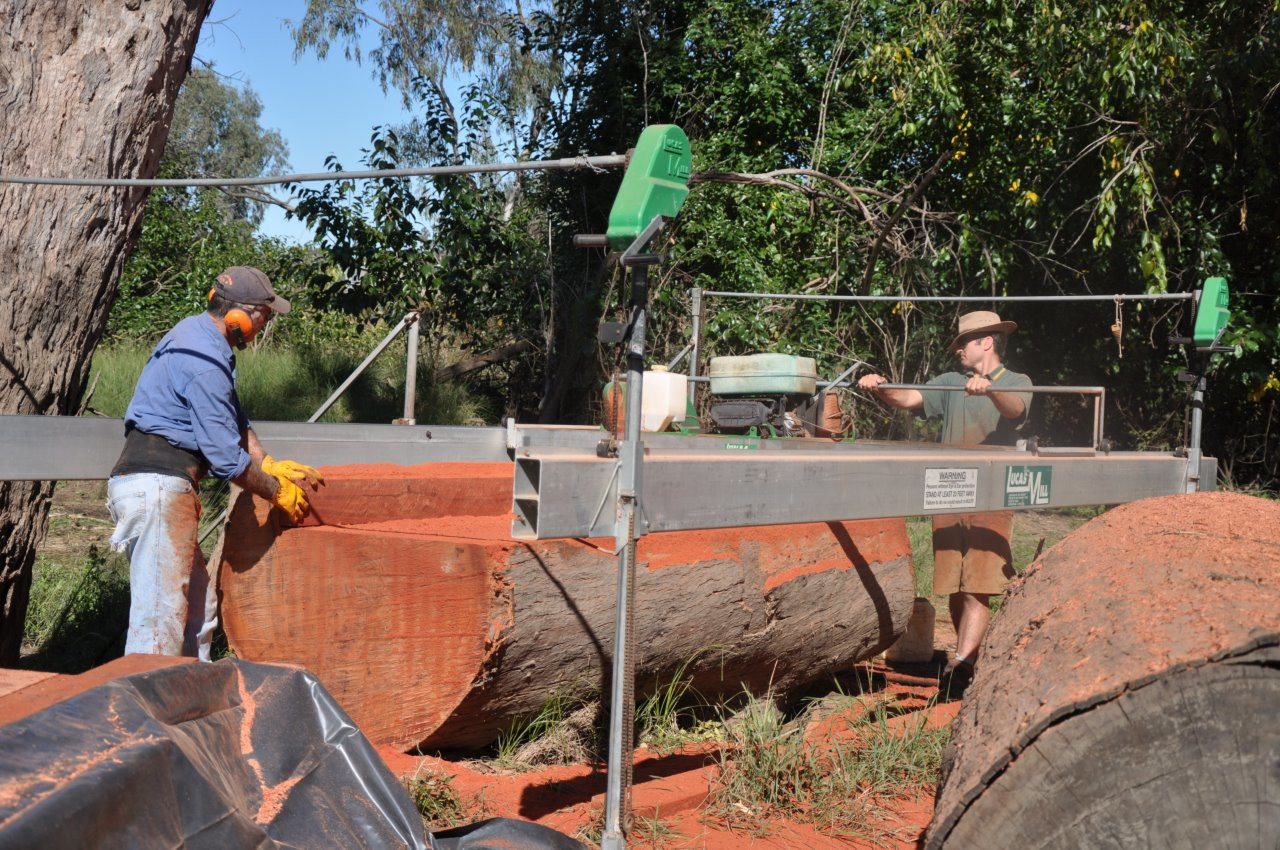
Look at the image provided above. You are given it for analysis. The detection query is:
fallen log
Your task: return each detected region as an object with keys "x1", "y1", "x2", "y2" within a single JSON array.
[
  {"x1": 926, "y1": 491, "x2": 1280, "y2": 849},
  {"x1": 217, "y1": 463, "x2": 915, "y2": 751}
]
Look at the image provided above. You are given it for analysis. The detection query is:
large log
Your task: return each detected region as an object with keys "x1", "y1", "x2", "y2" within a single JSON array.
[
  {"x1": 926, "y1": 491, "x2": 1280, "y2": 849},
  {"x1": 217, "y1": 463, "x2": 915, "y2": 751}
]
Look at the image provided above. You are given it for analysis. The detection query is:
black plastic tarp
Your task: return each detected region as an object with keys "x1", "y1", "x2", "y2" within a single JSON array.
[
  {"x1": 0, "y1": 658, "x2": 427, "y2": 849},
  {"x1": 429, "y1": 818, "x2": 588, "y2": 849}
]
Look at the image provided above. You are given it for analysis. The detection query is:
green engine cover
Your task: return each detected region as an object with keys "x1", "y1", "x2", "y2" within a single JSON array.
[
  {"x1": 606, "y1": 125, "x2": 692, "y2": 250},
  {"x1": 1192, "y1": 276, "x2": 1230, "y2": 350}
]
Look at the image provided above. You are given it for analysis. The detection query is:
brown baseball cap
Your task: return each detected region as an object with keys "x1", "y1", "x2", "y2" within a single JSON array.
[
  {"x1": 948, "y1": 310, "x2": 1016, "y2": 351},
  {"x1": 213, "y1": 266, "x2": 291, "y2": 314}
]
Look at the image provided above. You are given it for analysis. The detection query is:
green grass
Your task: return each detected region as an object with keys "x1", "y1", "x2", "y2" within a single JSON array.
[
  {"x1": 636, "y1": 650, "x2": 728, "y2": 753},
  {"x1": 403, "y1": 766, "x2": 482, "y2": 832},
  {"x1": 84, "y1": 347, "x2": 149, "y2": 417},
  {"x1": 85, "y1": 332, "x2": 488, "y2": 425},
  {"x1": 491, "y1": 690, "x2": 599, "y2": 770},
  {"x1": 708, "y1": 692, "x2": 948, "y2": 840},
  {"x1": 24, "y1": 545, "x2": 130, "y2": 673}
]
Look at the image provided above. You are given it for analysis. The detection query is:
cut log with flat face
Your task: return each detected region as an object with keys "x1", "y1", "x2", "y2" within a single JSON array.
[
  {"x1": 218, "y1": 463, "x2": 916, "y2": 751},
  {"x1": 926, "y1": 492, "x2": 1280, "y2": 849}
]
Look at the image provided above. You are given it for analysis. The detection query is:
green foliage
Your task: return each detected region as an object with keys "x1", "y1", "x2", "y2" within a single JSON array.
[
  {"x1": 110, "y1": 67, "x2": 312, "y2": 343},
  {"x1": 166, "y1": 67, "x2": 289, "y2": 223},
  {"x1": 290, "y1": 130, "x2": 435, "y2": 321},
  {"x1": 110, "y1": 184, "x2": 322, "y2": 345},
  {"x1": 24, "y1": 546, "x2": 130, "y2": 673},
  {"x1": 194, "y1": 0, "x2": 1280, "y2": 485}
]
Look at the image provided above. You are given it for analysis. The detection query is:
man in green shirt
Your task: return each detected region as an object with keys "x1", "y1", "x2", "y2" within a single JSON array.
[{"x1": 857, "y1": 311, "x2": 1032, "y2": 696}]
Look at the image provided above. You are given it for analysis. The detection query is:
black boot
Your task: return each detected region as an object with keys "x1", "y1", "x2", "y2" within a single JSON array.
[{"x1": 940, "y1": 657, "x2": 975, "y2": 701}]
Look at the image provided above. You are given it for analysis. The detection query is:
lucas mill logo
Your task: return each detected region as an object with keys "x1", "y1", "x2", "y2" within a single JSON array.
[{"x1": 1005, "y1": 465, "x2": 1052, "y2": 507}]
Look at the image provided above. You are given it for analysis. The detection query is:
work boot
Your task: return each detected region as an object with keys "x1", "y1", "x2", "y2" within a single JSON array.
[{"x1": 940, "y1": 657, "x2": 975, "y2": 701}]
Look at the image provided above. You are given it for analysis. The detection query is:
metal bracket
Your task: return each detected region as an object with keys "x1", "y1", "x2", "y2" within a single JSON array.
[{"x1": 599, "y1": 322, "x2": 627, "y2": 344}]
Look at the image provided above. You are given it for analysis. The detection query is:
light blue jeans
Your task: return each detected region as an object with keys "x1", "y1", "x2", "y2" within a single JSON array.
[{"x1": 107, "y1": 473, "x2": 216, "y2": 660}]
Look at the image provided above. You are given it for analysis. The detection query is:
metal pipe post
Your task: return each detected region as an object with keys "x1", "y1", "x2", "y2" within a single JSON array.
[
  {"x1": 1185, "y1": 371, "x2": 1207, "y2": 493},
  {"x1": 1189, "y1": 373, "x2": 1206, "y2": 451},
  {"x1": 602, "y1": 263, "x2": 650, "y2": 850},
  {"x1": 687, "y1": 288, "x2": 703, "y2": 408},
  {"x1": 402, "y1": 313, "x2": 421, "y2": 424},
  {"x1": 664, "y1": 343, "x2": 693, "y2": 372},
  {"x1": 1096, "y1": 389, "x2": 1107, "y2": 450},
  {"x1": 308, "y1": 313, "x2": 412, "y2": 423},
  {"x1": 199, "y1": 312, "x2": 415, "y2": 545}
]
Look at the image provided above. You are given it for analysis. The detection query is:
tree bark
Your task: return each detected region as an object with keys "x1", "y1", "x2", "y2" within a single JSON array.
[
  {"x1": 0, "y1": 2, "x2": 211, "y2": 663},
  {"x1": 216, "y1": 463, "x2": 917, "y2": 751},
  {"x1": 926, "y1": 491, "x2": 1280, "y2": 849}
]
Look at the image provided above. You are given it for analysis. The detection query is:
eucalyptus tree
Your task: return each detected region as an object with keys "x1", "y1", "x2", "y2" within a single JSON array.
[
  {"x1": 0, "y1": 0, "x2": 212, "y2": 664},
  {"x1": 165, "y1": 66, "x2": 290, "y2": 224}
]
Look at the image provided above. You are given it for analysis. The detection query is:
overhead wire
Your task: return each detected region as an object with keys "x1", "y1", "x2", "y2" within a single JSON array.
[{"x1": 0, "y1": 154, "x2": 631, "y2": 189}]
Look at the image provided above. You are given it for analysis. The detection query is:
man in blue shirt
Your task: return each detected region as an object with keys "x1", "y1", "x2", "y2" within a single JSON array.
[
  {"x1": 858, "y1": 311, "x2": 1032, "y2": 697},
  {"x1": 107, "y1": 266, "x2": 322, "y2": 659}
]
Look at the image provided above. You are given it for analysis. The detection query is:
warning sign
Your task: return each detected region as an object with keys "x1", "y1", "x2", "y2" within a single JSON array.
[
  {"x1": 1005, "y1": 465, "x2": 1053, "y2": 507},
  {"x1": 923, "y1": 468, "x2": 978, "y2": 510}
]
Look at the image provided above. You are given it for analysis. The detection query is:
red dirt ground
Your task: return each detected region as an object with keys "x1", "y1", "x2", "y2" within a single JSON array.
[{"x1": 379, "y1": 661, "x2": 957, "y2": 848}]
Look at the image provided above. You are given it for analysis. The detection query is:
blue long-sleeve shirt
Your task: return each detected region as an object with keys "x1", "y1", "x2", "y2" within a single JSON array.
[{"x1": 123, "y1": 314, "x2": 253, "y2": 480}]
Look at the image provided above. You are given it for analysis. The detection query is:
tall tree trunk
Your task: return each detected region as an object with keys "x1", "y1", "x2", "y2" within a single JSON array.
[{"x1": 0, "y1": 1, "x2": 212, "y2": 664}]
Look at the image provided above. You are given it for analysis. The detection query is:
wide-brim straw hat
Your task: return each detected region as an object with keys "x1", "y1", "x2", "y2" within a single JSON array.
[{"x1": 948, "y1": 310, "x2": 1017, "y2": 351}]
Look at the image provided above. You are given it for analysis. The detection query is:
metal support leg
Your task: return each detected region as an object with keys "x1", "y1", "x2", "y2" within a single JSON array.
[
  {"x1": 602, "y1": 244, "x2": 658, "y2": 850},
  {"x1": 687, "y1": 287, "x2": 702, "y2": 409},
  {"x1": 1185, "y1": 371, "x2": 1206, "y2": 493}
]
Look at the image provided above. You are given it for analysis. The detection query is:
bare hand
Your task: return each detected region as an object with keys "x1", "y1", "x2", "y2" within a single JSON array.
[
  {"x1": 857, "y1": 374, "x2": 888, "y2": 391},
  {"x1": 965, "y1": 375, "x2": 992, "y2": 395}
]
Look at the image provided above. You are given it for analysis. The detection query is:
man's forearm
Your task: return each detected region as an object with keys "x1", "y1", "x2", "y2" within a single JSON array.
[
  {"x1": 243, "y1": 428, "x2": 268, "y2": 465},
  {"x1": 232, "y1": 461, "x2": 279, "y2": 501},
  {"x1": 990, "y1": 392, "x2": 1026, "y2": 420},
  {"x1": 876, "y1": 387, "x2": 925, "y2": 411}
]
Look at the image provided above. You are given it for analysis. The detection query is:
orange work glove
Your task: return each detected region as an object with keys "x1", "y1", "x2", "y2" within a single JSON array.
[{"x1": 270, "y1": 476, "x2": 310, "y2": 524}]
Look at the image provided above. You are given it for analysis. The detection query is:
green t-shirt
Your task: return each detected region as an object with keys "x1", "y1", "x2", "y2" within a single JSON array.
[{"x1": 920, "y1": 366, "x2": 1032, "y2": 447}]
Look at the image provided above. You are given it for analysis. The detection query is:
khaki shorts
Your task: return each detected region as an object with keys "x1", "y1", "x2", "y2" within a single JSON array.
[{"x1": 931, "y1": 511, "x2": 1016, "y2": 596}]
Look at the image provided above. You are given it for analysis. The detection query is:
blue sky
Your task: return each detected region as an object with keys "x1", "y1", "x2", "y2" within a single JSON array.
[{"x1": 196, "y1": 2, "x2": 413, "y2": 242}]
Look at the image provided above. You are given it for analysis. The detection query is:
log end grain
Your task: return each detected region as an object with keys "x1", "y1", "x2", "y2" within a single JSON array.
[{"x1": 927, "y1": 491, "x2": 1280, "y2": 848}]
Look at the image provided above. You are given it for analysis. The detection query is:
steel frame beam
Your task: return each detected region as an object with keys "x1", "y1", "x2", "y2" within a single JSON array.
[
  {"x1": 511, "y1": 449, "x2": 1216, "y2": 540},
  {"x1": 0, "y1": 417, "x2": 509, "y2": 479}
]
